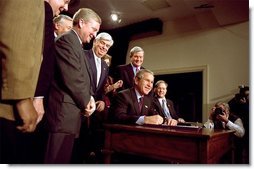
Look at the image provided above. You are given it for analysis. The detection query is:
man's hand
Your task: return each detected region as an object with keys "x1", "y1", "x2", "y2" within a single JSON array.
[
  {"x1": 95, "y1": 100, "x2": 105, "y2": 112},
  {"x1": 165, "y1": 118, "x2": 178, "y2": 126},
  {"x1": 177, "y1": 118, "x2": 185, "y2": 123},
  {"x1": 83, "y1": 96, "x2": 96, "y2": 117},
  {"x1": 33, "y1": 97, "x2": 45, "y2": 124},
  {"x1": 16, "y1": 98, "x2": 38, "y2": 132},
  {"x1": 113, "y1": 80, "x2": 123, "y2": 89},
  {"x1": 144, "y1": 114, "x2": 163, "y2": 125}
]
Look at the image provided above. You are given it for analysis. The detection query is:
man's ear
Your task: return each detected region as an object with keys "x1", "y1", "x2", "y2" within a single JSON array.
[
  {"x1": 54, "y1": 23, "x2": 60, "y2": 29},
  {"x1": 78, "y1": 19, "x2": 84, "y2": 28}
]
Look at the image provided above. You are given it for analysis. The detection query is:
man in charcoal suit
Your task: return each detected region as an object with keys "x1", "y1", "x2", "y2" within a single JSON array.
[
  {"x1": 74, "y1": 32, "x2": 114, "y2": 163},
  {"x1": 44, "y1": 8, "x2": 101, "y2": 164}
]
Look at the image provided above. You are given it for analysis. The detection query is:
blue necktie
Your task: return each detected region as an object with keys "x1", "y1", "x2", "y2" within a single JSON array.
[{"x1": 162, "y1": 99, "x2": 172, "y2": 119}]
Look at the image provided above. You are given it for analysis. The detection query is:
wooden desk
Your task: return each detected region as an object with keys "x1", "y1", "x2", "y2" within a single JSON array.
[{"x1": 102, "y1": 123, "x2": 235, "y2": 164}]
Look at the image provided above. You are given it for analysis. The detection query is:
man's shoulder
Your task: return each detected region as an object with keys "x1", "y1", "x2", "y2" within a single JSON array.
[
  {"x1": 56, "y1": 30, "x2": 77, "y2": 42},
  {"x1": 117, "y1": 63, "x2": 131, "y2": 69}
]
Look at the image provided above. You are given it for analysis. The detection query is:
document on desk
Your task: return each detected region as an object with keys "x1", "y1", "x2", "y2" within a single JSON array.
[
  {"x1": 161, "y1": 122, "x2": 202, "y2": 129},
  {"x1": 144, "y1": 122, "x2": 202, "y2": 129}
]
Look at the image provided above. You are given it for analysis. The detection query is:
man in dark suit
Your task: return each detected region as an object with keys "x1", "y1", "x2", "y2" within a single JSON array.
[
  {"x1": 110, "y1": 69, "x2": 163, "y2": 125},
  {"x1": 44, "y1": 8, "x2": 101, "y2": 164},
  {"x1": 26, "y1": 1, "x2": 73, "y2": 163},
  {"x1": 33, "y1": 0, "x2": 72, "y2": 126},
  {"x1": 114, "y1": 46, "x2": 145, "y2": 91},
  {"x1": 153, "y1": 80, "x2": 185, "y2": 126},
  {"x1": 75, "y1": 32, "x2": 114, "y2": 163}
]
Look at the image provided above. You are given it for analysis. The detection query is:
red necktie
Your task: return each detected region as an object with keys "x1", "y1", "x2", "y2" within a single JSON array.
[
  {"x1": 136, "y1": 67, "x2": 140, "y2": 75},
  {"x1": 139, "y1": 97, "x2": 143, "y2": 112}
]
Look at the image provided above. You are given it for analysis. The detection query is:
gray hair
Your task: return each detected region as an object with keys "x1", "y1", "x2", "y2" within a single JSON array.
[
  {"x1": 73, "y1": 8, "x2": 101, "y2": 26},
  {"x1": 154, "y1": 80, "x2": 168, "y2": 88},
  {"x1": 95, "y1": 32, "x2": 114, "y2": 46},
  {"x1": 53, "y1": 14, "x2": 73, "y2": 24},
  {"x1": 129, "y1": 46, "x2": 144, "y2": 57},
  {"x1": 135, "y1": 69, "x2": 154, "y2": 80}
]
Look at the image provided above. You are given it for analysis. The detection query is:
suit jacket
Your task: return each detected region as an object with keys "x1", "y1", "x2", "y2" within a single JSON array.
[
  {"x1": 152, "y1": 97, "x2": 179, "y2": 120},
  {"x1": 110, "y1": 88, "x2": 158, "y2": 124},
  {"x1": 34, "y1": 1, "x2": 56, "y2": 100},
  {"x1": 0, "y1": 0, "x2": 44, "y2": 120},
  {"x1": 115, "y1": 63, "x2": 145, "y2": 90},
  {"x1": 84, "y1": 49, "x2": 108, "y2": 101},
  {"x1": 46, "y1": 30, "x2": 93, "y2": 137}
]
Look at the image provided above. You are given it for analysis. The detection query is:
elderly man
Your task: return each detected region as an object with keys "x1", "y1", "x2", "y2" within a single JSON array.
[
  {"x1": 114, "y1": 46, "x2": 145, "y2": 91},
  {"x1": 53, "y1": 14, "x2": 73, "y2": 37}
]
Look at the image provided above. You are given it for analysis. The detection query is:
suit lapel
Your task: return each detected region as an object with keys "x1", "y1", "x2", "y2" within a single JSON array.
[
  {"x1": 127, "y1": 64, "x2": 135, "y2": 80},
  {"x1": 97, "y1": 61, "x2": 107, "y2": 89},
  {"x1": 141, "y1": 96, "x2": 150, "y2": 115},
  {"x1": 85, "y1": 50, "x2": 97, "y2": 91}
]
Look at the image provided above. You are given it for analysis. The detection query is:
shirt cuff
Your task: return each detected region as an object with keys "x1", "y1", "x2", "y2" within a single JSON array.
[{"x1": 136, "y1": 116, "x2": 145, "y2": 125}]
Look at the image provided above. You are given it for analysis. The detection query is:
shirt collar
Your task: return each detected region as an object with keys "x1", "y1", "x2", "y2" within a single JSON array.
[
  {"x1": 135, "y1": 89, "x2": 143, "y2": 101},
  {"x1": 72, "y1": 29, "x2": 82, "y2": 45},
  {"x1": 92, "y1": 50, "x2": 100, "y2": 61},
  {"x1": 131, "y1": 63, "x2": 140, "y2": 69}
]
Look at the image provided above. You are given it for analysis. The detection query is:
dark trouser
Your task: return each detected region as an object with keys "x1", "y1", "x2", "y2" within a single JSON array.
[
  {"x1": 44, "y1": 132, "x2": 76, "y2": 164},
  {"x1": 0, "y1": 118, "x2": 18, "y2": 163}
]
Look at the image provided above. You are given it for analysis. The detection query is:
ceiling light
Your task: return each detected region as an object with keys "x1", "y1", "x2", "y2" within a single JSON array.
[{"x1": 111, "y1": 13, "x2": 119, "y2": 22}]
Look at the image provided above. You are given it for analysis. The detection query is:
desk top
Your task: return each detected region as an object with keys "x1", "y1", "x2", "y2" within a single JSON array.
[{"x1": 104, "y1": 123, "x2": 235, "y2": 139}]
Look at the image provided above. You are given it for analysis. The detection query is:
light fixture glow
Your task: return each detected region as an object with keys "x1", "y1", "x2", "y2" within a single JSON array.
[{"x1": 111, "y1": 13, "x2": 118, "y2": 22}]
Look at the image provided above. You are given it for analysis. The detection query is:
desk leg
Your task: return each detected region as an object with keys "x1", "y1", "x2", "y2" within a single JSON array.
[
  {"x1": 102, "y1": 149, "x2": 113, "y2": 164},
  {"x1": 103, "y1": 129, "x2": 112, "y2": 164}
]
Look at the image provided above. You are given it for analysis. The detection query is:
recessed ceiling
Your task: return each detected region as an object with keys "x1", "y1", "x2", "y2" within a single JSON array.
[{"x1": 67, "y1": 0, "x2": 249, "y2": 30}]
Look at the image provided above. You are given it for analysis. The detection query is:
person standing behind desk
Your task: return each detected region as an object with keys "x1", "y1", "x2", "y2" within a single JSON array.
[
  {"x1": 75, "y1": 32, "x2": 114, "y2": 163},
  {"x1": 153, "y1": 80, "x2": 185, "y2": 126},
  {"x1": 44, "y1": 8, "x2": 101, "y2": 164},
  {"x1": 53, "y1": 14, "x2": 73, "y2": 37},
  {"x1": 34, "y1": 0, "x2": 71, "y2": 125},
  {"x1": 0, "y1": 0, "x2": 44, "y2": 163},
  {"x1": 27, "y1": 0, "x2": 72, "y2": 164},
  {"x1": 114, "y1": 46, "x2": 145, "y2": 91},
  {"x1": 110, "y1": 69, "x2": 163, "y2": 125},
  {"x1": 228, "y1": 85, "x2": 249, "y2": 163}
]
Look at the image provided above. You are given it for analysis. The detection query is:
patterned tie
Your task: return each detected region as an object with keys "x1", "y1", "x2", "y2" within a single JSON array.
[{"x1": 162, "y1": 99, "x2": 172, "y2": 119}]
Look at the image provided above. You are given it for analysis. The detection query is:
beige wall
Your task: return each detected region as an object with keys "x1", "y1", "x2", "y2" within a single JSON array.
[{"x1": 127, "y1": 15, "x2": 249, "y2": 122}]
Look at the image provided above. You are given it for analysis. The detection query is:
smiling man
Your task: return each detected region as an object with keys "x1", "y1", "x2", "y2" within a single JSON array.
[
  {"x1": 110, "y1": 69, "x2": 163, "y2": 125},
  {"x1": 44, "y1": 8, "x2": 101, "y2": 164},
  {"x1": 114, "y1": 46, "x2": 145, "y2": 91},
  {"x1": 75, "y1": 32, "x2": 114, "y2": 164}
]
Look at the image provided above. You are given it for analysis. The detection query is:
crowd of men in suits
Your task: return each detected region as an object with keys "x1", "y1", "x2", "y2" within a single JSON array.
[
  {"x1": 0, "y1": 0, "x2": 184, "y2": 164},
  {"x1": 3, "y1": 0, "x2": 246, "y2": 165},
  {"x1": 0, "y1": 0, "x2": 248, "y2": 164}
]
